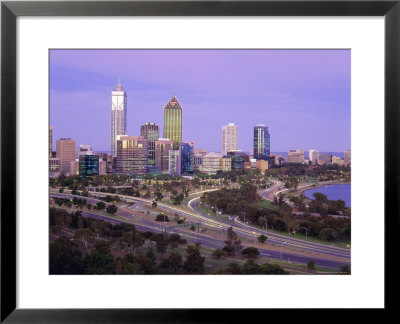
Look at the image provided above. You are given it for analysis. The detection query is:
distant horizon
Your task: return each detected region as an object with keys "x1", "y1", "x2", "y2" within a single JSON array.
[{"x1": 50, "y1": 49, "x2": 351, "y2": 152}]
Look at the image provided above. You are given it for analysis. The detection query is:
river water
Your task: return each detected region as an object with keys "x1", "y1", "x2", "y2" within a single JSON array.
[{"x1": 304, "y1": 183, "x2": 351, "y2": 207}]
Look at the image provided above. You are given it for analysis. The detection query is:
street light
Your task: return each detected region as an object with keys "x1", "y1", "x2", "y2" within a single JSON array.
[
  {"x1": 300, "y1": 227, "x2": 308, "y2": 240},
  {"x1": 252, "y1": 231, "x2": 256, "y2": 243}
]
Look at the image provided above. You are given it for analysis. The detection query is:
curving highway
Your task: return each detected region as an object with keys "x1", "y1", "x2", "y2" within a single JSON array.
[{"x1": 50, "y1": 186, "x2": 350, "y2": 269}]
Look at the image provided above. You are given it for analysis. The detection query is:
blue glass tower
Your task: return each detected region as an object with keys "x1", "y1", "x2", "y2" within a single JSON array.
[
  {"x1": 253, "y1": 124, "x2": 270, "y2": 161},
  {"x1": 179, "y1": 142, "x2": 194, "y2": 174}
]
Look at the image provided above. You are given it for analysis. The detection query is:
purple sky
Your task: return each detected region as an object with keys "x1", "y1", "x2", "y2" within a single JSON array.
[{"x1": 50, "y1": 49, "x2": 350, "y2": 153}]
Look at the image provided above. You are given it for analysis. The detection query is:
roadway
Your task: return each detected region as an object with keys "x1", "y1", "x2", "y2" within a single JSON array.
[{"x1": 50, "y1": 189, "x2": 350, "y2": 269}]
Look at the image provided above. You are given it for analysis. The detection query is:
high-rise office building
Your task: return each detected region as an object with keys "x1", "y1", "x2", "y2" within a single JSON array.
[
  {"x1": 155, "y1": 138, "x2": 174, "y2": 172},
  {"x1": 111, "y1": 81, "x2": 127, "y2": 157},
  {"x1": 253, "y1": 124, "x2": 270, "y2": 161},
  {"x1": 79, "y1": 155, "x2": 99, "y2": 176},
  {"x1": 163, "y1": 95, "x2": 182, "y2": 150},
  {"x1": 49, "y1": 126, "x2": 53, "y2": 157},
  {"x1": 344, "y1": 150, "x2": 351, "y2": 166},
  {"x1": 179, "y1": 142, "x2": 194, "y2": 174},
  {"x1": 140, "y1": 122, "x2": 159, "y2": 166},
  {"x1": 56, "y1": 138, "x2": 76, "y2": 174},
  {"x1": 287, "y1": 150, "x2": 304, "y2": 163},
  {"x1": 115, "y1": 136, "x2": 148, "y2": 175},
  {"x1": 309, "y1": 149, "x2": 319, "y2": 164},
  {"x1": 222, "y1": 123, "x2": 238, "y2": 155},
  {"x1": 168, "y1": 150, "x2": 181, "y2": 175}
]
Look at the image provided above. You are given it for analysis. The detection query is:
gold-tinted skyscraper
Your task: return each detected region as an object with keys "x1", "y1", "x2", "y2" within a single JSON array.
[{"x1": 163, "y1": 95, "x2": 182, "y2": 150}]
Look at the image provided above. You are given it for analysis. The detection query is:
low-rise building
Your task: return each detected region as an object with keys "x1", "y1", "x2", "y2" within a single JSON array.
[
  {"x1": 256, "y1": 160, "x2": 269, "y2": 175},
  {"x1": 69, "y1": 160, "x2": 79, "y2": 175},
  {"x1": 49, "y1": 157, "x2": 59, "y2": 174},
  {"x1": 332, "y1": 156, "x2": 344, "y2": 166},
  {"x1": 344, "y1": 150, "x2": 351, "y2": 166},
  {"x1": 319, "y1": 152, "x2": 332, "y2": 165},
  {"x1": 220, "y1": 157, "x2": 232, "y2": 172},
  {"x1": 287, "y1": 150, "x2": 304, "y2": 163},
  {"x1": 201, "y1": 152, "x2": 223, "y2": 175},
  {"x1": 227, "y1": 150, "x2": 249, "y2": 171},
  {"x1": 79, "y1": 155, "x2": 99, "y2": 176}
]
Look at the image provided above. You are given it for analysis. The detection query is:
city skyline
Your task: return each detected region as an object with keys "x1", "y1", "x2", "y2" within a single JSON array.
[{"x1": 50, "y1": 49, "x2": 350, "y2": 152}]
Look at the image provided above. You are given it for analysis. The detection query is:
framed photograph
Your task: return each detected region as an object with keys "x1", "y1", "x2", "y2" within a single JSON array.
[{"x1": 1, "y1": 0, "x2": 398, "y2": 321}]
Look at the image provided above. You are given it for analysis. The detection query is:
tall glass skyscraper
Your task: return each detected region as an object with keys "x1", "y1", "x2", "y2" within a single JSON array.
[
  {"x1": 111, "y1": 81, "x2": 127, "y2": 157},
  {"x1": 179, "y1": 142, "x2": 194, "y2": 174},
  {"x1": 253, "y1": 124, "x2": 270, "y2": 161},
  {"x1": 163, "y1": 95, "x2": 182, "y2": 150},
  {"x1": 79, "y1": 155, "x2": 99, "y2": 176},
  {"x1": 140, "y1": 122, "x2": 159, "y2": 166}
]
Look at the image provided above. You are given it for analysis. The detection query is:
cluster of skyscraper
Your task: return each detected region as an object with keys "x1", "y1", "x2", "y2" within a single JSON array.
[{"x1": 50, "y1": 81, "x2": 352, "y2": 178}]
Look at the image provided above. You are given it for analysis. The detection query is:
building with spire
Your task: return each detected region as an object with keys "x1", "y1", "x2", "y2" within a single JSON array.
[
  {"x1": 253, "y1": 124, "x2": 270, "y2": 161},
  {"x1": 110, "y1": 80, "x2": 127, "y2": 157},
  {"x1": 163, "y1": 94, "x2": 182, "y2": 150}
]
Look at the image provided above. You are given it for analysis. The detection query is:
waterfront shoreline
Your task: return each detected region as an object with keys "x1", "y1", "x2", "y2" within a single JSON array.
[
  {"x1": 297, "y1": 181, "x2": 351, "y2": 197},
  {"x1": 299, "y1": 182, "x2": 351, "y2": 206}
]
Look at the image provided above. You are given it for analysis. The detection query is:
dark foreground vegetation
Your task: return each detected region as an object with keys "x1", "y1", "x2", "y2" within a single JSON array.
[{"x1": 50, "y1": 208, "x2": 287, "y2": 275}]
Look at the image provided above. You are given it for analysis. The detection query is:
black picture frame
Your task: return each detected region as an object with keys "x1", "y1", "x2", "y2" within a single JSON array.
[{"x1": 1, "y1": 0, "x2": 398, "y2": 322}]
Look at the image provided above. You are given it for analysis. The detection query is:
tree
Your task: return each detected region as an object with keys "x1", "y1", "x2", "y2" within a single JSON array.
[
  {"x1": 307, "y1": 260, "x2": 315, "y2": 270},
  {"x1": 84, "y1": 249, "x2": 114, "y2": 274},
  {"x1": 259, "y1": 263, "x2": 288, "y2": 274},
  {"x1": 169, "y1": 233, "x2": 183, "y2": 248},
  {"x1": 241, "y1": 247, "x2": 260, "y2": 259},
  {"x1": 183, "y1": 243, "x2": 205, "y2": 274},
  {"x1": 155, "y1": 214, "x2": 169, "y2": 222},
  {"x1": 341, "y1": 265, "x2": 351, "y2": 274},
  {"x1": 242, "y1": 258, "x2": 261, "y2": 274},
  {"x1": 226, "y1": 262, "x2": 241, "y2": 274},
  {"x1": 50, "y1": 236, "x2": 84, "y2": 274},
  {"x1": 74, "y1": 228, "x2": 93, "y2": 248},
  {"x1": 258, "y1": 234, "x2": 267, "y2": 245},
  {"x1": 95, "y1": 201, "x2": 106, "y2": 210},
  {"x1": 106, "y1": 204, "x2": 118, "y2": 214},
  {"x1": 222, "y1": 227, "x2": 242, "y2": 256},
  {"x1": 318, "y1": 227, "x2": 337, "y2": 241},
  {"x1": 152, "y1": 201, "x2": 157, "y2": 208},
  {"x1": 166, "y1": 252, "x2": 183, "y2": 274},
  {"x1": 155, "y1": 233, "x2": 169, "y2": 255},
  {"x1": 278, "y1": 194, "x2": 284, "y2": 205},
  {"x1": 212, "y1": 248, "x2": 225, "y2": 260},
  {"x1": 120, "y1": 231, "x2": 144, "y2": 257}
]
